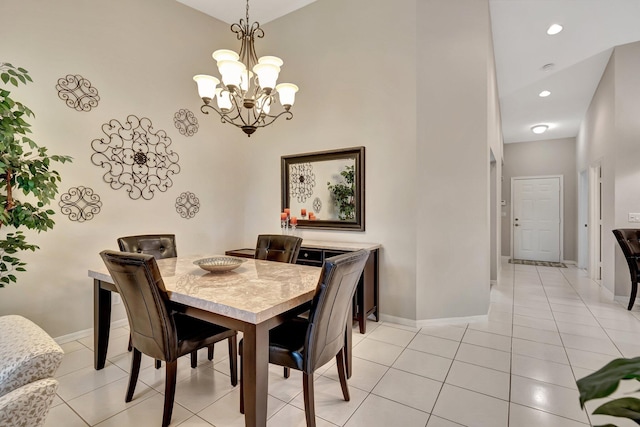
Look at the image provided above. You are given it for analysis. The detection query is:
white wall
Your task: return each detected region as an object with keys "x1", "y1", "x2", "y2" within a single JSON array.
[
  {"x1": 415, "y1": 0, "x2": 498, "y2": 320},
  {"x1": 577, "y1": 42, "x2": 640, "y2": 296},
  {"x1": 0, "y1": 0, "x2": 246, "y2": 337},
  {"x1": 0, "y1": 0, "x2": 502, "y2": 335}
]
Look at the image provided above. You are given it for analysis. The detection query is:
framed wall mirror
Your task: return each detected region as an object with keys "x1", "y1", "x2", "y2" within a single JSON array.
[{"x1": 281, "y1": 146, "x2": 365, "y2": 231}]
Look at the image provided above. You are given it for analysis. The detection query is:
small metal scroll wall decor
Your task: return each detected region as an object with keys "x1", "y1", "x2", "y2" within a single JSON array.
[
  {"x1": 289, "y1": 162, "x2": 316, "y2": 203},
  {"x1": 313, "y1": 197, "x2": 322, "y2": 214},
  {"x1": 174, "y1": 109, "x2": 199, "y2": 137},
  {"x1": 91, "y1": 115, "x2": 181, "y2": 200},
  {"x1": 58, "y1": 186, "x2": 102, "y2": 222},
  {"x1": 55, "y1": 74, "x2": 100, "y2": 112},
  {"x1": 175, "y1": 191, "x2": 200, "y2": 219}
]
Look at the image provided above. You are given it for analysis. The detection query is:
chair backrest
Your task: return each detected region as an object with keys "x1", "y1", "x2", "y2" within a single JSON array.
[
  {"x1": 117, "y1": 234, "x2": 177, "y2": 259},
  {"x1": 304, "y1": 249, "x2": 369, "y2": 373},
  {"x1": 613, "y1": 229, "x2": 640, "y2": 260},
  {"x1": 100, "y1": 250, "x2": 177, "y2": 362},
  {"x1": 613, "y1": 229, "x2": 640, "y2": 278},
  {"x1": 254, "y1": 234, "x2": 303, "y2": 264}
]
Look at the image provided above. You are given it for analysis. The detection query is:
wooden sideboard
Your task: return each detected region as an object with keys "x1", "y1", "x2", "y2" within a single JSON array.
[{"x1": 226, "y1": 240, "x2": 380, "y2": 333}]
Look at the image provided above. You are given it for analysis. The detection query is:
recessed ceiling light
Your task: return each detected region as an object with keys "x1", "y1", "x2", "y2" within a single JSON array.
[
  {"x1": 539, "y1": 90, "x2": 551, "y2": 97},
  {"x1": 531, "y1": 124, "x2": 549, "y2": 134},
  {"x1": 547, "y1": 24, "x2": 563, "y2": 35}
]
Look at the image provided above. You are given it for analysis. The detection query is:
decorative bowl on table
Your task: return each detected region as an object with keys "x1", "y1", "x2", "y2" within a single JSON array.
[{"x1": 193, "y1": 256, "x2": 245, "y2": 273}]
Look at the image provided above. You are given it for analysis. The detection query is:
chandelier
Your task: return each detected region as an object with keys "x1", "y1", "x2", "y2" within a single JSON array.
[{"x1": 193, "y1": 0, "x2": 299, "y2": 137}]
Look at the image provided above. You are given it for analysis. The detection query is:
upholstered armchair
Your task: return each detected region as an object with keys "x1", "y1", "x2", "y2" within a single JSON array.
[{"x1": 0, "y1": 315, "x2": 64, "y2": 427}]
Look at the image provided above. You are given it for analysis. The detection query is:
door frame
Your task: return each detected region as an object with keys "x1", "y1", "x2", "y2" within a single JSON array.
[
  {"x1": 510, "y1": 175, "x2": 564, "y2": 262},
  {"x1": 588, "y1": 162, "x2": 602, "y2": 281}
]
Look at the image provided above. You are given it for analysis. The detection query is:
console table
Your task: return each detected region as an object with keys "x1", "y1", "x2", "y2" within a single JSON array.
[{"x1": 226, "y1": 240, "x2": 380, "y2": 333}]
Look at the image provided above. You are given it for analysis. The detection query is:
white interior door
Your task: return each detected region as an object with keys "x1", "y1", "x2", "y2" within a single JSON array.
[{"x1": 513, "y1": 177, "x2": 561, "y2": 262}]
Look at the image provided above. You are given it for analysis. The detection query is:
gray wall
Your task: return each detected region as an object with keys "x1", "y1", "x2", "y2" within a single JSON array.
[
  {"x1": 0, "y1": 0, "x2": 503, "y2": 336},
  {"x1": 501, "y1": 138, "x2": 577, "y2": 262},
  {"x1": 578, "y1": 41, "x2": 640, "y2": 297}
]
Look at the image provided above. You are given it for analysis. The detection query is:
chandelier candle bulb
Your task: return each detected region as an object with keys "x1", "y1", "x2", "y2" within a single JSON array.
[
  {"x1": 193, "y1": 75, "x2": 219, "y2": 103},
  {"x1": 212, "y1": 49, "x2": 240, "y2": 63},
  {"x1": 218, "y1": 60, "x2": 245, "y2": 89},
  {"x1": 276, "y1": 83, "x2": 299, "y2": 109},
  {"x1": 258, "y1": 56, "x2": 284, "y2": 67}
]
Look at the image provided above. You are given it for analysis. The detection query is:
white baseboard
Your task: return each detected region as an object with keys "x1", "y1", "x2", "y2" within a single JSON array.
[
  {"x1": 380, "y1": 313, "x2": 488, "y2": 328},
  {"x1": 54, "y1": 318, "x2": 129, "y2": 344},
  {"x1": 563, "y1": 260, "x2": 576, "y2": 265}
]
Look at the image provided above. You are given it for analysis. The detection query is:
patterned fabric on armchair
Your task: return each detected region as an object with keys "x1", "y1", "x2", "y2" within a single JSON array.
[{"x1": 0, "y1": 315, "x2": 64, "y2": 427}]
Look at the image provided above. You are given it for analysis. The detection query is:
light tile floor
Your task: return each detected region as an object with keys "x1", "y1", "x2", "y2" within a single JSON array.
[{"x1": 46, "y1": 261, "x2": 640, "y2": 426}]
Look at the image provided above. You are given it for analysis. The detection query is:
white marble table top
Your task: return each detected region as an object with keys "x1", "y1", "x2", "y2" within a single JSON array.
[{"x1": 89, "y1": 255, "x2": 322, "y2": 324}]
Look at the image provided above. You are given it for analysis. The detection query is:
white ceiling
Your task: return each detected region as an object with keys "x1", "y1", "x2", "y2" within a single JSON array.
[
  {"x1": 177, "y1": 0, "x2": 318, "y2": 25},
  {"x1": 179, "y1": 0, "x2": 640, "y2": 144}
]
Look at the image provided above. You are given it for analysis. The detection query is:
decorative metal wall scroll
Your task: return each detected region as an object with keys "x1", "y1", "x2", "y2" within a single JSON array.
[
  {"x1": 289, "y1": 162, "x2": 316, "y2": 203},
  {"x1": 174, "y1": 109, "x2": 199, "y2": 137},
  {"x1": 313, "y1": 197, "x2": 322, "y2": 213},
  {"x1": 91, "y1": 115, "x2": 181, "y2": 200},
  {"x1": 58, "y1": 186, "x2": 102, "y2": 222},
  {"x1": 55, "y1": 74, "x2": 100, "y2": 112},
  {"x1": 175, "y1": 191, "x2": 200, "y2": 219}
]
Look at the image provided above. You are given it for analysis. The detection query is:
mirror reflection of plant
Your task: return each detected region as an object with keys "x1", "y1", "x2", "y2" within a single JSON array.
[
  {"x1": 0, "y1": 63, "x2": 72, "y2": 287},
  {"x1": 327, "y1": 165, "x2": 355, "y2": 220}
]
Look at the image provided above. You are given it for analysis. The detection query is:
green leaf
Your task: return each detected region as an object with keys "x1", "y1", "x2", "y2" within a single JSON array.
[
  {"x1": 9, "y1": 77, "x2": 17, "y2": 86},
  {"x1": 577, "y1": 357, "x2": 640, "y2": 407},
  {"x1": 1, "y1": 73, "x2": 9, "y2": 84},
  {"x1": 593, "y1": 397, "x2": 640, "y2": 422}
]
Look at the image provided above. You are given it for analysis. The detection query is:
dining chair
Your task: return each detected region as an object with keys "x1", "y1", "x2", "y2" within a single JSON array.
[
  {"x1": 254, "y1": 234, "x2": 303, "y2": 378},
  {"x1": 254, "y1": 234, "x2": 303, "y2": 263},
  {"x1": 100, "y1": 250, "x2": 238, "y2": 427},
  {"x1": 612, "y1": 229, "x2": 640, "y2": 309},
  {"x1": 239, "y1": 249, "x2": 370, "y2": 427},
  {"x1": 118, "y1": 234, "x2": 214, "y2": 367}
]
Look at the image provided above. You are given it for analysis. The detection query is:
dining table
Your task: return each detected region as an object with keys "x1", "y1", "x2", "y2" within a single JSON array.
[{"x1": 88, "y1": 254, "x2": 324, "y2": 427}]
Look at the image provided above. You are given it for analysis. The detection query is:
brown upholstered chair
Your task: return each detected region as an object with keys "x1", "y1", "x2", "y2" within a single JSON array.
[
  {"x1": 118, "y1": 234, "x2": 213, "y2": 366},
  {"x1": 239, "y1": 250, "x2": 370, "y2": 427},
  {"x1": 613, "y1": 229, "x2": 640, "y2": 310},
  {"x1": 254, "y1": 234, "x2": 303, "y2": 264},
  {"x1": 255, "y1": 234, "x2": 303, "y2": 378},
  {"x1": 100, "y1": 250, "x2": 238, "y2": 427},
  {"x1": 117, "y1": 234, "x2": 177, "y2": 259}
]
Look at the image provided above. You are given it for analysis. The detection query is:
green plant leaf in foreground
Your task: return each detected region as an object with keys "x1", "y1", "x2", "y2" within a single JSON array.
[
  {"x1": 577, "y1": 357, "x2": 640, "y2": 407},
  {"x1": 593, "y1": 397, "x2": 640, "y2": 423}
]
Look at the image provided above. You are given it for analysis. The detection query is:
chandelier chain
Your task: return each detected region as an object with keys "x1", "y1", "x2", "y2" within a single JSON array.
[{"x1": 246, "y1": 0, "x2": 250, "y2": 25}]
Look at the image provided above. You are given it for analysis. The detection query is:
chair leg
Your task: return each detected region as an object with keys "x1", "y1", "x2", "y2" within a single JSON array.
[
  {"x1": 629, "y1": 281, "x2": 638, "y2": 310},
  {"x1": 336, "y1": 348, "x2": 350, "y2": 401},
  {"x1": 228, "y1": 335, "x2": 238, "y2": 386},
  {"x1": 126, "y1": 348, "x2": 142, "y2": 402},
  {"x1": 208, "y1": 344, "x2": 214, "y2": 361},
  {"x1": 303, "y1": 372, "x2": 316, "y2": 427},
  {"x1": 155, "y1": 360, "x2": 161, "y2": 369},
  {"x1": 284, "y1": 367, "x2": 290, "y2": 378},
  {"x1": 127, "y1": 334, "x2": 133, "y2": 352},
  {"x1": 239, "y1": 354, "x2": 244, "y2": 414},
  {"x1": 191, "y1": 350, "x2": 198, "y2": 368},
  {"x1": 162, "y1": 360, "x2": 178, "y2": 427}
]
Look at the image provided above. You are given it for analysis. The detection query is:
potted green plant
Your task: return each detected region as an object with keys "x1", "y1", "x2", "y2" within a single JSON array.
[
  {"x1": 327, "y1": 164, "x2": 355, "y2": 220},
  {"x1": 577, "y1": 356, "x2": 640, "y2": 425},
  {"x1": 0, "y1": 63, "x2": 71, "y2": 287}
]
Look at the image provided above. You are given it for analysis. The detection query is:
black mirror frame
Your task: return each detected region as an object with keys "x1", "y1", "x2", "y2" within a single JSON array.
[{"x1": 281, "y1": 146, "x2": 365, "y2": 231}]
